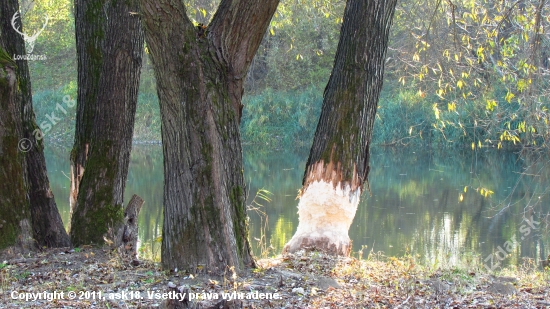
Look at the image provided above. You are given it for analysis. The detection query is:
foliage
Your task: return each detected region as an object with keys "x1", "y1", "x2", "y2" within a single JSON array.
[
  {"x1": 22, "y1": 0, "x2": 550, "y2": 150},
  {"x1": 241, "y1": 86, "x2": 323, "y2": 150},
  {"x1": 245, "y1": 0, "x2": 344, "y2": 92},
  {"x1": 19, "y1": 0, "x2": 76, "y2": 90},
  {"x1": 392, "y1": 0, "x2": 550, "y2": 149}
]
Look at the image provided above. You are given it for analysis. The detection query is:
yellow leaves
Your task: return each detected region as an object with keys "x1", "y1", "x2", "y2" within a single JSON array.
[
  {"x1": 399, "y1": 76, "x2": 406, "y2": 86},
  {"x1": 270, "y1": 28, "x2": 275, "y2": 36},
  {"x1": 296, "y1": 54, "x2": 303, "y2": 60},
  {"x1": 413, "y1": 53, "x2": 420, "y2": 62},
  {"x1": 479, "y1": 187, "x2": 494, "y2": 198},
  {"x1": 485, "y1": 99, "x2": 497, "y2": 112},
  {"x1": 443, "y1": 49, "x2": 450, "y2": 61},
  {"x1": 447, "y1": 102, "x2": 456, "y2": 112},
  {"x1": 499, "y1": 130, "x2": 521, "y2": 144},
  {"x1": 464, "y1": 186, "x2": 468, "y2": 193},
  {"x1": 516, "y1": 79, "x2": 529, "y2": 92},
  {"x1": 505, "y1": 91, "x2": 515, "y2": 103},
  {"x1": 476, "y1": 45, "x2": 485, "y2": 62},
  {"x1": 517, "y1": 121, "x2": 526, "y2": 133},
  {"x1": 459, "y1": 193, "x2": 464, "y2": 202},
  {"x1": 200, "y1": 8, "x2": 207, "y2": 18},
  {"x1": 457, "y1": 80, "x2": 464, "y2": 90},
  {"x1": 472, "y1": 140, "x2": 482, "y2": 150}
]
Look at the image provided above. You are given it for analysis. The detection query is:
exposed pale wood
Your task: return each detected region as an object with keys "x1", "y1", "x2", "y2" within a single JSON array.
[{"x1": 287, "y1": 0, "x2": 398, "y2": 256}]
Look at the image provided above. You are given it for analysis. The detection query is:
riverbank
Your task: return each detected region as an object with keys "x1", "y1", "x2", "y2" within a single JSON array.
[{"x1": 1, "y1": 247, "x2": 548, "y2": 308}]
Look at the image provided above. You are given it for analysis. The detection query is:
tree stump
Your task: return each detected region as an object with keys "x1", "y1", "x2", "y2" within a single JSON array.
[{"x1": 113, "y1": 194, "x2": 144, "y2": 265}]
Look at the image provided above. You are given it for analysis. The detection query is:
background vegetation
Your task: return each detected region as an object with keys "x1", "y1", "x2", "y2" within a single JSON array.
[{"x1": 21, "y1": 0, "x2": 550, "y2": 151}]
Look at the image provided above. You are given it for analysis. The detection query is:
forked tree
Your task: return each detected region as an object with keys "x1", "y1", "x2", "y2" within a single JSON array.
[
  {"x1": 139, "y1": 0, "x2": 279, "y2": 272},
  {"x1": 69, "y1": 0, "x2": 144, "y2": 245},
  {"x1": 0, "y1": 0, "x2": 70, "y2": 249},
  {"x1": 284, "y1": 0, "x2": 398, "y2": 255}
]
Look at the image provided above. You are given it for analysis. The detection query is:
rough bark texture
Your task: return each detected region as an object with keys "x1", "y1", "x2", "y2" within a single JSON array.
[
  {"x1": 1, "y1": 0, "x2": 69, "y2": 249},
  {"x1": 140, "y1": 0, "x2": 279, "y2": 272},
  {"x1": 284, "y1": 0, "x2": 398, "y2": 256},
  {"x1": 70, "y1": 0, "x2": 144, "y2": 245},
  {"x1": 112, "y1": 194, "x2": 144, "y2": 265},
  {"x1": 0, "y1": 45, "x2": 29, "y2": 249}
]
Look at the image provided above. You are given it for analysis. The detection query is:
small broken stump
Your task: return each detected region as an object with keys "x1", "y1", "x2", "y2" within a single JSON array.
[{"x1": 109, "y1": 194, "x2": 144, "y2": 266}]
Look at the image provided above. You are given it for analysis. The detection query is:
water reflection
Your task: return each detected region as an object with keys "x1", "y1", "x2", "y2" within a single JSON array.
[{"x1": 44, "y1": 145, "x2": 549, "y2": 268}]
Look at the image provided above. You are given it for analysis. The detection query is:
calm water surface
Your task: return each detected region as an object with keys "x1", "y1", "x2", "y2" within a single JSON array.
[{"x1": 45, "y1": 145, "x2": 550, "y2": 268}]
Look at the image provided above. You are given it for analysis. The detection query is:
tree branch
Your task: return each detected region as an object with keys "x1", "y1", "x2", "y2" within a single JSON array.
[{"x1": 209, "y1": 0, "x2": 279, "y2": 77}]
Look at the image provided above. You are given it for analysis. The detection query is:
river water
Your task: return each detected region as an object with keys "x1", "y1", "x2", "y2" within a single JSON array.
[{"x1": 45, "y1": 144, "x2": 549, "y2": 269}]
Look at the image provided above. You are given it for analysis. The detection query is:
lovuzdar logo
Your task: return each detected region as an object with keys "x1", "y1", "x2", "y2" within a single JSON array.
[{"x1": 11, "y1": 11, "x2": 48, "y2": 58}]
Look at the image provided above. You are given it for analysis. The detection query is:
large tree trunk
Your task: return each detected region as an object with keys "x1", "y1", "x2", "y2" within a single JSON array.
[
  {"x1": 1, "y1": 0, "x2": 70, "y2": 249},
  {"x1": 140, "y1": 0, "x2": 278, "y2": 272},
  {"x1": 284, "y1": 0, "x2": 398, "y2": 256},
  {"x1": 0, "y1": 47, "x2": 30, "y2": 250},
  {"x1": 70, "y1": 0, "x2": 144, "y2": 245}
]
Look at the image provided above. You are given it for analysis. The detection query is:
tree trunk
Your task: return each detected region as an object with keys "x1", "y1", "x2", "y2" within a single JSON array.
[
  {"x1": 70, "y1": 0, "x2": 144, "y2": 245},
  {"x1": 1, "y1": 0, "x2": 70, "y2": 249},
  {"x1": 0, "y1": 48, "x2": 30, "y2": 250},
  {"x1": 140, "y1": 0, "x2": 279, "y2": 272},
  {"x1": 284, "y1": 0, "x2": 398, "y2": 256}
]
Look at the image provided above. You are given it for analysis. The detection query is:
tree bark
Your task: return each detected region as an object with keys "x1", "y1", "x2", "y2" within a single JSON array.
[
  {"x1": 70, "y1": 0, "x2": 144, "y2": 245},
  {"x1": 111, "y1": 194, "x2": 144, "y2": 265},
  {"x1": 1, "y1": 0, "x2": 70, "y2": 249},
  {"x1": 140, "y1": 0, "x2": 279, "y2": 272},
  {"x1": 284, "y1": 0, "x2": 398, "y2": 256}
]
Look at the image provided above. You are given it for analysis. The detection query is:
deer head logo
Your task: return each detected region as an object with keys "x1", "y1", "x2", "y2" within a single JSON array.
[{"x1": 11, "y1": 12, "x2": 48, "y2": 54}]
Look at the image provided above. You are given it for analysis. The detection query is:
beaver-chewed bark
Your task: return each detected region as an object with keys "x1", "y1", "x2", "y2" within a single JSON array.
[{"x1": 284, "y1": 0, "x2": 398, "y2": 256}]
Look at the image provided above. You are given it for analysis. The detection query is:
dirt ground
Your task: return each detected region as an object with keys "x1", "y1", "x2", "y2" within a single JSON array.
[{"x1": 1, "y1": 246, "x2": 549, "y2": 308}]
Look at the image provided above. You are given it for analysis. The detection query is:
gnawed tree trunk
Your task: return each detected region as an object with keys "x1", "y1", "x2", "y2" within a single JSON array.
[
  {"x1": 70, "y1": 0, "x2": 144, "y2": 245},
  {"x1": 284, "y1": 0, "x2": 398, "y2": 256},
  {"x1": 1, "y1": 0, "x2": 70, "y2": 249},
  {"x1": 140, "y1": 0, "x2": 279, "y2": 272}
]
